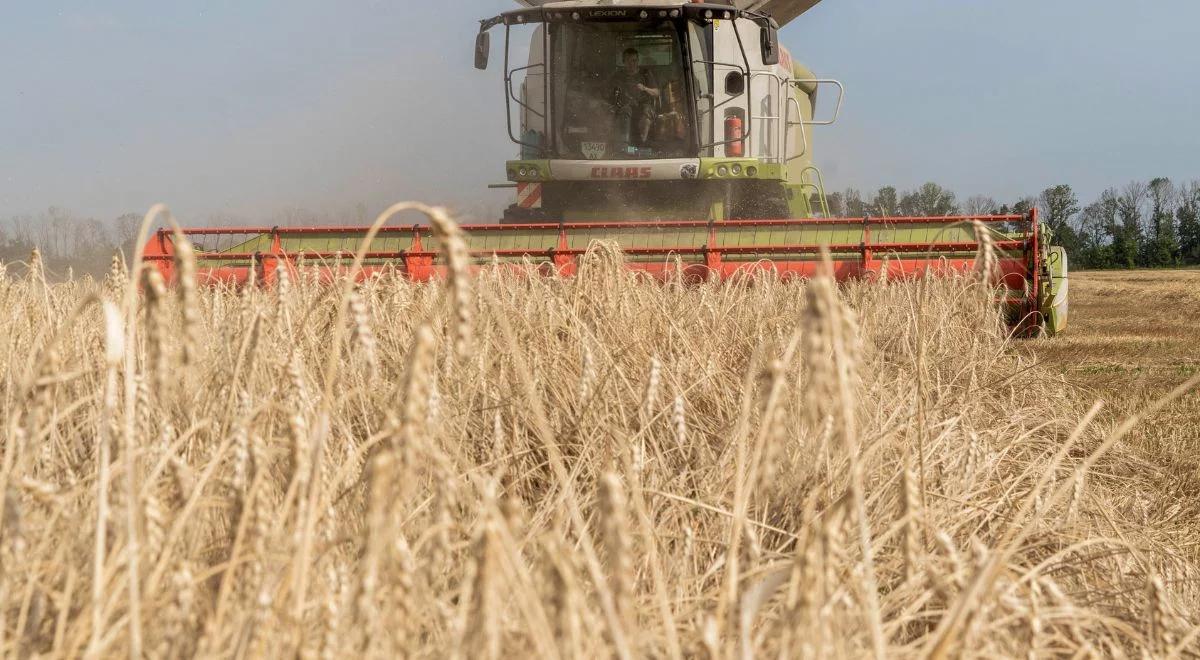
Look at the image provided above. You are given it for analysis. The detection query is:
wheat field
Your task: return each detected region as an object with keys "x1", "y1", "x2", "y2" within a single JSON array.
[{"x1": 0, "y1": 208, "x2": 1198, "y2": 659}]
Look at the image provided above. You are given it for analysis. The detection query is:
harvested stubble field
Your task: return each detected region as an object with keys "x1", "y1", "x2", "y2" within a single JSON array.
[{"x1": 0, "y1": 211, "x2": 1198, "y2": 658}]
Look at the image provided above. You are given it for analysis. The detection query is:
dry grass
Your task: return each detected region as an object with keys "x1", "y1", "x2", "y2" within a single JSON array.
[
  {"x1": 0, "y1": 214, "x2": 1198, "y2": 658},
  {"x1": 1031, "y1": 268, "x2": 1200, "y2": 602}
]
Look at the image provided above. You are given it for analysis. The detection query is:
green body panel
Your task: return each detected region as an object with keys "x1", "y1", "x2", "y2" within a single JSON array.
[
  {"x1": 506, "y1": 158, "x2": 787, "y2": 183},
  {"x1": 785, "y1": 184, "x2": 814, "y2": 217},
  {"x1": 505, "y1": 160, "x2": 552, "y2": 182},
  {"x1": 211, "y1": 222, "x2": 1003, "y2": 267},
  {"x1": 1040, "y1": 245, "x2": 1069, "y2": 336},
  {"x1": 696, "y1": 158, "x2": 785, "y2": 181},
  {"x1": 201, "y1": 231, "x2": 446, "y2": 270},
  {"x1": 221, "y1": 232, "x2": 436, "y2": 256}
]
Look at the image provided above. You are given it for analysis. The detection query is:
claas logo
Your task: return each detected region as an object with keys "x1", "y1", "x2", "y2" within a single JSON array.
[{"x1": 591, "y1": 166, "x2": 653, "y2": 179}]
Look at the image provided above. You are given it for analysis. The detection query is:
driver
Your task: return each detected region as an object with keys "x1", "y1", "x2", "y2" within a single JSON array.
[{"x1": 609, "y1": 47, "x2": 660, "y2": 146}]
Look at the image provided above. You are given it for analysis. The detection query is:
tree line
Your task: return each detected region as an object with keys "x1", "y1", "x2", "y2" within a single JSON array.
[
  {"x1": 826, "y1": 179, "x2": 1200, "y2": 270},
  {"x1": 0, "y1": 204, "x2": 379, "y2": 279},
  {"x1": 0, "y1": 208, "x2": 143, "y2": 278}
]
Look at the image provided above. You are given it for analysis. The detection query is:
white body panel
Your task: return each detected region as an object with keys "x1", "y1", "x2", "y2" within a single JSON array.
[
  {"x1": 682, "y1": 16, "x2": 812, "y2": 164},
  {"x1": 520, "y1": 26, "x2": 548, "y2": 148}
]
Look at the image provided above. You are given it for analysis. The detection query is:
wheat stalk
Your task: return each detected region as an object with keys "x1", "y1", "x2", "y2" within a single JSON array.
[
  {"x1": 429, "y1": 207, "x2": 474, "y2": 365},
  {"x1": 599, "y1": 472, "x2": 632, "y2": 639},
  {"x1": 1, "y1": 228, "x2": 1195, "y2": 658}
]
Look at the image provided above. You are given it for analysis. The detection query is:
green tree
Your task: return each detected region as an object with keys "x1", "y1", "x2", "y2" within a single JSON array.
[
  {"x1": 898, "y1": 182, "x2": 958, "y2": 216},
  {"x1": 1038, "y1": 185, "x2": 1082, "y2": 256},
  {"x1": 996, "y1": 197, "x2": 1037, "y2": 233},
  {"x1": 1177, "y1": 182, "x2": 1200, "y2": 265},
  {"x1": 1075, "y1": 200, "x2": 1115, "y2": 269},
  {"x1": 1010, "y1": 197, "x2": 1036, "y2": 216},
  {"x1": 1143, "y1": 177, "x2": 1179, "y2": 267},
  {"x1": 826, "y1": 191, "x2": 845, "y2": 217},
  {"x1": 1038, "y1": 185, "x2": 1079, "y2": 231},
  {"x1": 1111, "y1": 184, "x2": 1146, "y2": 268},
  {"x1": 871, "y1": 186, "x2": 898, "y2": 217},
  {"x1": 842, "y1": 188, "x2": 868, "y2": 217}
]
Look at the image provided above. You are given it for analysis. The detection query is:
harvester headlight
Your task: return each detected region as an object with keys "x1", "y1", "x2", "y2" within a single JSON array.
[
  {"x1": 704, "y1": 10, "x2": 713, "y2": 19},
  {"x1": 717, "y1": 165, "x2": 729, "y2": 177},
  {"x1": 731, "y1": 164, "x2": 743, "y2": 176},
  {"x1": 517, "y1": 14, "x2": 525, "y2": 23},
  {"x1": 669, "y1": 9, "x2": 680, "y2": 17},
  {"x1": 723, "y1": 11, "x2": 732, "y2": 19},
  {"x1": 640, "y1": 10, "x2": 649, "y2": 18},
  {"x1": 572, "y1": 12, "x2": 580, "y2": 20},
  {"x1": 518, "y1": 167, "x2": 529, "y2": 177},
  {"x1": 659, "y1": 10, "x2": 667, "y2": 18},
  {"x1": 746, "y1": 166, "x2": 758, "y2": 177}
]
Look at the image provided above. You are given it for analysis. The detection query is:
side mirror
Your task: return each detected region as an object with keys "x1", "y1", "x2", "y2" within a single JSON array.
[
  {"x1": 474, "y1": 31, "x2": 491, "y2": 70},
  {"x1": 760, "y1": 22, "x2": 780, "y2": 66},
  {"x1": 725, "y1": 71, "x2": 745, "y2": 96}
]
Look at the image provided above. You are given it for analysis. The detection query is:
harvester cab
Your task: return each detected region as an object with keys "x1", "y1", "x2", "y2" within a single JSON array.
[
  {"x1": 475, "y1": 0, "x2": 842, "y2": 223},
  {"x1": 142, "y1": 0, "x2": 1069, "y2": 337}
]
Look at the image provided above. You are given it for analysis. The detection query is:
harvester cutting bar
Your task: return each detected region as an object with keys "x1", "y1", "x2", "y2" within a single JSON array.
[{"x1": 143, "y1": 213, "x2": 1037, "y2": 311}]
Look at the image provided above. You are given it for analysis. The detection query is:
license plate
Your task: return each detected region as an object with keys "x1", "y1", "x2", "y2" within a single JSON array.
[{"x1": 581, "y1": 142, "x2": 607, "y2": 160}]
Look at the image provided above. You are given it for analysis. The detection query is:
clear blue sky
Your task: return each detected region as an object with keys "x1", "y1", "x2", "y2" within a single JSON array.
[{"x1": 2, "y1": 1, "x2": 1197, "y2": 222}]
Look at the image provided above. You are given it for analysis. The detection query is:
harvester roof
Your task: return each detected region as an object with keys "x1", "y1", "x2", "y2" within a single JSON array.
[
  {"x1": 512, "y1": 0, "x2": 824, "y2": 27},
  {"x1": 732, "y1": 0, "x2": 824, "y2": 26}
]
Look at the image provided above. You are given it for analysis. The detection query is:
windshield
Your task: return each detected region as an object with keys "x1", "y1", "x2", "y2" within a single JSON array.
[{"x1": 550, "y1": 20, "x2": 693, "y2": 160}]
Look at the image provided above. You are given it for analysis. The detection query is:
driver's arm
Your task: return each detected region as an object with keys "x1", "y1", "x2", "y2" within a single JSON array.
[{"x1": 638, "y1": 72, "x2": 661, "y2": 98}]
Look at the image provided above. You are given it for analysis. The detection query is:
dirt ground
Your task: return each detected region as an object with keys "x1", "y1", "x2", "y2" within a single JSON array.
[{"x1": 1036, "y1": 269, "x2": 1200, "y2": 391}]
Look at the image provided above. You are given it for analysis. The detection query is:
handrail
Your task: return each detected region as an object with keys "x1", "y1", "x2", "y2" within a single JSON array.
[
  {"x1": 798, "y1": 166, "x2": 830, "y2": 216},
  {"x1": 507, "y1": 63, "x2": 546, "y2": 120},
  {"x1": 793, "y1": 78, "x2": 844, "y2": 126},
  {"x1": 748, "y1": 71, "x2": 790, "y2": 162},
  {"x1": 784, "y1": 95, "x2": 808, "y2": 162}
]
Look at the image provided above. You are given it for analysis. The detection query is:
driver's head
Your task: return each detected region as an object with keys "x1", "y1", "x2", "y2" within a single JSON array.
[{"x1": 622, "y1": 48, "x2": 639, "y2": 73}]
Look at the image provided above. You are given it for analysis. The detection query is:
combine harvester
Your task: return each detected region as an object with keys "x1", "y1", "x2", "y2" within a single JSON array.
[{"x1": 144, "y1": 0, "x2": 1068, "y2": 335}]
